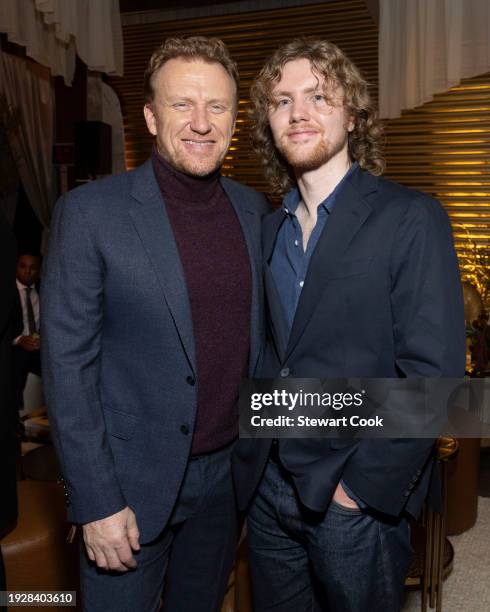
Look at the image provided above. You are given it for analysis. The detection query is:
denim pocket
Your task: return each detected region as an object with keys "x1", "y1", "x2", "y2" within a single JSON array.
[{"x1": 329, "y1": 498, "x2": 364, "y2": 515}]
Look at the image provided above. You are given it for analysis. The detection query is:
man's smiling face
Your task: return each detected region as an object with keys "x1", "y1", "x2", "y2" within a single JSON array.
[
  {"x1": 268, "y1": 58, "x2": 354, "y2": 174},
  {"x1": 144, "y1": 57, "x2": 236, "y2": 177}
]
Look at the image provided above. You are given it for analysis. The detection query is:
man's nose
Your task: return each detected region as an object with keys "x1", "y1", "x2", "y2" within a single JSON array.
[
  {"x1": 290, "y1": 99, "x2": 310, "y2": 123},
  {"x1": 190, "y1": 106, "x2": 212, "y2": 134}
]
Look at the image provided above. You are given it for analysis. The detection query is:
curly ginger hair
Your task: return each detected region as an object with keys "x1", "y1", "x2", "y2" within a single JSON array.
[{"x1": 250, "y1": 38, "x2": 385, "y2": 196}]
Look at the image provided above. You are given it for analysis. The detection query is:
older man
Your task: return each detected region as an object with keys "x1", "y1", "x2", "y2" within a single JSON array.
[
  {"x1": 42, "y1": 37, "x2": 269, "y2": 612},
  {"x1": 233, "y1": 38, "x2": 465, "y2": 611}
]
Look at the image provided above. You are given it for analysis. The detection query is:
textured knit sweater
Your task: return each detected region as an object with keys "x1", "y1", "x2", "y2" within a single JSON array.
[{"x1": 152, "y1": 149, "x2": 252, "y2": 454}]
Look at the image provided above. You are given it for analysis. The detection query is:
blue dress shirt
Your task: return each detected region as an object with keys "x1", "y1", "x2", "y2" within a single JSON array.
[{"x1": 270, "y1": 162, "x2": 358, "y2": 333}]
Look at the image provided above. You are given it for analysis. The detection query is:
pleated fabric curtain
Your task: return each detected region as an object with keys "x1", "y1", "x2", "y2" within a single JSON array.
[
  {"x1": 379, "y1": 0, "x2": 490, "y2": 119},
  {"x1": 0, "y1": 0, "x2": 123, "y2": 86},
  {"x1": 0, "y1": 49, "x2": 55, "y2": 237}
]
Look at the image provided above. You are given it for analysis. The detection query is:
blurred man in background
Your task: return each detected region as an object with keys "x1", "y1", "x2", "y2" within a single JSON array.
[{"x1": 12, "y1": 252, "x2": 42, "y2": 413}]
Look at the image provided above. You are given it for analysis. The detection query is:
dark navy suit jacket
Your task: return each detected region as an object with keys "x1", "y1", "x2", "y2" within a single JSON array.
[
  {"x1": 41, "y1": 160, "x2": 269, "y2": 543},
  {"x1": 232, "y1": 165, "x2": 465, "y2": 519}
]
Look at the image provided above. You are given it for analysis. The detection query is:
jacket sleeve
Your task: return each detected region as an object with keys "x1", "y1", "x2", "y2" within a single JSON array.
[
  {"x1": 41, "y1": 193, "x2": 127, "y2": 524},
  {"x1": 0, "y1": 211, "x2": 16, "y2": 340},
  {"x1": 0, "y1": 211, "x2": 18, "y2": 441},
  {"x1": 341, "y1": 195, "x2": 466, "y2": 516}
]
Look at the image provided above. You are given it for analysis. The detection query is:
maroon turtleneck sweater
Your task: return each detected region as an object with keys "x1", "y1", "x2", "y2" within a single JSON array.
[{"x1": 152, "y1": 148, "x2": 252, "y2": 455}]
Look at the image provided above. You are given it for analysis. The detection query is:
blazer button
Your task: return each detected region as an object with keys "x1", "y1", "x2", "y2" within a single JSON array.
[
  {"x1": 186, "y1": 376, "x2": 195, "y2": 386},
  {"x1": 180, "y1": 424, "x2": 189, "y2": 435},
  {"x1": 280, "y1": 367, "x2": 290, "y2": 377}
]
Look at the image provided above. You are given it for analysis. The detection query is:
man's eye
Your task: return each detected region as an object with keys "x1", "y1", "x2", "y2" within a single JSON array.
[
  {"x1": 313, "y1": 94, "x2": 326, "y2": 103},
  {"x1": 173, "y1": 102, "x2": 190, "y2": 110},
  {"x1": 210, "y1": 104, "x2": 226, "y2": 113},
  {"x1": 276, "y1": 98, "x2": 291, "y2": 107}
]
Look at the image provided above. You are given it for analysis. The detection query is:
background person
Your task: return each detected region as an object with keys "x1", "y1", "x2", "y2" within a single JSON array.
[{"x1": 12, "y1": 252, "x2": 42, "y2": 413}]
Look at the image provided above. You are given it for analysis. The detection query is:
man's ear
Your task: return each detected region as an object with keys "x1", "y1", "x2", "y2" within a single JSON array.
[{"x1": 143, "y1": 103, "x2": 157, "y2": 136}]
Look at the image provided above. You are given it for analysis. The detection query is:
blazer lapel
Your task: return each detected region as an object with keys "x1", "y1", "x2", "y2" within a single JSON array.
[
  {"x1": 263, "y1": 208, "x2": 286, "y2": 263},
  {"x1": 128, "y1": 160, "x2": 197, "y2": 375},
  {"x1": 284, "y1": 169, "x2": 377, "y2": 362},
  {"x1": 263, "y1": 210, "x2": 289, "y2": 361},
  {"x1": 220, "y1": 177, "x2": 264, "y2": 376},
  {"x1": 264, "y1": 264, "x2": 289, "y2": 361}
]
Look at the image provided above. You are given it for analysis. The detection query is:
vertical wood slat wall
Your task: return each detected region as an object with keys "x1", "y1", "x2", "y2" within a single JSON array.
[
  {"x1": 384, "y1": 77, "x2": 490, "y2": 270},
  {"x1": 108, "y1": 0, "x2": 377, "y2": 195}
]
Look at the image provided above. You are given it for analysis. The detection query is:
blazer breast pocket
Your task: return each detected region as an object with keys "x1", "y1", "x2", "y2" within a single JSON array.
[
  {"x1": 103, "y1": 407, "x2": 138, "y2": 440},
  {"x1": 326, "y1": 257, "x2": 372, "y2": 280}
]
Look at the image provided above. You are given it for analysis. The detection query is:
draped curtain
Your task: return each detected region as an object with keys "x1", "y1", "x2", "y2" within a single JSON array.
[
  {"x1": 87, "y1": 73, "x2": 127, "y2": 175},
  {"x1": 0, "y1": 0, "x2": 123, "y2": 235},
  {"x1": 379, "y1": 0, "x2": 490, "y2": 118},
  {"x1": 0, "y1": 49, "x2": 54, "y2": 232},
  {"x1": 0, "y1": 0, "x2": 123, "y2": 86}
]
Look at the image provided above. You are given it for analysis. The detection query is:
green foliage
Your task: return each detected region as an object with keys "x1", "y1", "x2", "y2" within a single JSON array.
[{"x1": 457, "y1": 224, "x2": 490, "y2": 308}]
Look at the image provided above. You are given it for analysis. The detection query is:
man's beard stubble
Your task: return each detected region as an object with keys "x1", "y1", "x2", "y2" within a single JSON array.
[
  {"x1": 276, "y1": 132, "x2": 345, "y2": 173},
  {"x1": 171, "y1": 151, "x2": 224, "y2": 178},
  {"x1": 158, "y1": 143, "x2": 226, "y2": 178}
]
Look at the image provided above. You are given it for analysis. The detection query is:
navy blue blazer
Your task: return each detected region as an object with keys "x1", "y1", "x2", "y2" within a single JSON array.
[
  {"x1": 41, "y1": 160, "x2": 269, "y2": 543},
  {"x1": 232, "y1": 165, "x2": 466, "y2": 519}
]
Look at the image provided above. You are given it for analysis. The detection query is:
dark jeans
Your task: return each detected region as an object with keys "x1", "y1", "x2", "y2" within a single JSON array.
[
  {"x1": 80, "y1": 441, "x2": 238, "y2": 612},
  {"x1": 247, "y1": 458, "x2": 413, "y2": 612}
]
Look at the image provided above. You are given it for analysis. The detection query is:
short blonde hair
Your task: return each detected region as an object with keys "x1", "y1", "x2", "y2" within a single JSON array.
[{"x1": 144, "y1": 36, "x2": 239, "y2": 105}]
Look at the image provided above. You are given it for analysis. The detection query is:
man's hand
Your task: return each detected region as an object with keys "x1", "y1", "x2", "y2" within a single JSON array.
[
  {"x1": 82, "y1": 506, "x2": 141, "y2": 572},
  {"x1": 17, "y1": 335, "x2": 40, "y2": 351},
  {"x1": 333, "y1": 482, "x2": 360, "y2": 510}
]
